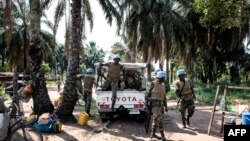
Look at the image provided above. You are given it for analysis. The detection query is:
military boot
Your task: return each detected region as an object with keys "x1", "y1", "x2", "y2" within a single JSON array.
[
  {"x1": 150, "y1": 129, "x2": 161, "y2": 139},
  {"x1": 182, "y1": 121, "x2": 186, "y2": 128},
  {"x1": 86, "y1": 110, "x2": 92, "y2": 117},
  {"x1": 186, "y1": 116, "x2": 190, "y2": 126},
  {"x1": 160, "y1": 130, "x2": 167, "y2": 141},
  {"x1": 111, "y1": 102, "x2": 115, "y2": 111}
]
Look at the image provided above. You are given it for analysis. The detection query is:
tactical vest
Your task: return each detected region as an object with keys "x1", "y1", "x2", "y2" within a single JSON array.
[
  {"x1": 84, "y1": 75, "x2": 94, "y2": 91},
  {"x1": 108, "y1": 63, "x2": 122, "y2": 78},
  {"x1": 150, "y1": 81, "x2": 165, "y2": 100},
  {"x1": 176, "y1": 79, "x2": 193, "y2": 95}
]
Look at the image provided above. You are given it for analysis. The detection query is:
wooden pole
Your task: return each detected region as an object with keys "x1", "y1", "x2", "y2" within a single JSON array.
[
  {"x1": 227, "y1": 86, "x2": 250, "y2": 90},
  {"x1": 208, "y1": 85, "x2": 220, "y2": 135},
  {"x1": 220, "y1": 112, "x2": 225, "y2": 134},
  {"x1": 224, "y1": 86, "x2": 228, "y2": 110}
]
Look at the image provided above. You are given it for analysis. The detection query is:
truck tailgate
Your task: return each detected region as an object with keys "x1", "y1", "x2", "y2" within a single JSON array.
[{"x1": 96, "y1": 91, "x2": 146, "y2": 109}]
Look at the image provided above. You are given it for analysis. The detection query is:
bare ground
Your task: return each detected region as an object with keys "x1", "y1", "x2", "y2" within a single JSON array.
[{"x1": 21, "y1": 86, "x2": 225, "y2": 141}]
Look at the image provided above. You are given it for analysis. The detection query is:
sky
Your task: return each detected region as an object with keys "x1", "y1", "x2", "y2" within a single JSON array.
[{"x1": 43, "y1": 0, "x2": 122, "y2": 52}]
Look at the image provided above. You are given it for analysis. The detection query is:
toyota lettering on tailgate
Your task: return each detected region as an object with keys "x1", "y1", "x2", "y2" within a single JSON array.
[{"x1": 101, "y1": 97, "x2": 137, "y2": 102}]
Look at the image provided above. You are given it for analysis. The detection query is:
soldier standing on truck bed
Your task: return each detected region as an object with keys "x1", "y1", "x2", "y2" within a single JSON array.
[
  {"x1": 83, "y1": 68, "x2": 96, "y2": 116},
  {"x1": 175, "y1": 69, "x2": 196, "y2": 128},
  {"x1": 147, "y1": 71, "x2": 169, "y2": 141},
  {"x1": 99, "y1": 54, "x2": 125, "y2": 111}
]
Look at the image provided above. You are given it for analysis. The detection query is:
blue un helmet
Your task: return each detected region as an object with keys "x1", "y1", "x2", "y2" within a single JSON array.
[
  {"x1": 154, "y1": 68, "x2": 161, "y2": 75},
  {"x1": 156, "y1": 71, "x2": 166, "y2": 79},
  {"x1": 86, "y1": 68, "x2": 93, "y2": 74},
  {"x1": 177, "y1": 69, "x2": 185, "y2": 76},
  {"x1": 113, "y1": 54, "x2": 121, "y2": 60}
]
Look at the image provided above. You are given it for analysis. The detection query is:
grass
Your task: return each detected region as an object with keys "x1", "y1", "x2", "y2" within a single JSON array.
[
  {"x1": 46, "y1": 81, "x2": 56, "y2": 87},
  {"x1": 73, "y1": 99, "x2": 98, "y2": 116}
]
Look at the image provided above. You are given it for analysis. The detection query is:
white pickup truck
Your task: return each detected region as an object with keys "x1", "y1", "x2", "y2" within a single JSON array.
[{"x1": 94, "y1": 63, "x2": 148, "y2": 122}]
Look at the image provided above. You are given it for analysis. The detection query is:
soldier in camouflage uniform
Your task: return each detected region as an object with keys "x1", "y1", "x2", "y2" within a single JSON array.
[
  {"x1": 147, "y1": 71, "x2": 169, "y2": 141},
  {"x1": 175, "y1": 69, "x2": 196, "y2": 128},
  {"x1": 83, "y1": 68, "x2": 96, "y2": 116},
  {"x1": 100, "y1": 54, "x2": 124, "y2": 110}
]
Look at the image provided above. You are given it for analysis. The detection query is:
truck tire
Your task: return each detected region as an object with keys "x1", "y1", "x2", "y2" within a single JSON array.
[
  {"x1": 99, "y1": 113, "x2": 108, "y2": 122},
  {"x1": 100, "y1": 113, "x2": 114, "y2": 122}
]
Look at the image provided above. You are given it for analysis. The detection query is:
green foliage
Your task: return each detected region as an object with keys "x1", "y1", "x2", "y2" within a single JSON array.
[
  {"x1": 111, "y1": 42, "x2": 127, "y2": 59},
  {"x1": 55, "y1": 44, "x2": 67, "y2": 75},
  {"x1": 79, "y1": 63, "x2": 86, "y2": 74},
  {"x1": 82, "y1": 41, "x2": 105, "y2": 69},
  {"x1": 195, "y1": 0, "x2": 248, "y2": 28},
  {"x1": 73, "y1": 99, "x2": 98, "y2": 116},
  {"x1": 0, "y1": 65, "x2": 10, "y2": 72},
  {"x1": 0, "y1": 86, "x2": 11, "y2": 100},
  {"x1": 46, "y1": 81, "x2": 56, "y2": 87},
  {"x1": 167, "y1": 91, "x2": 177, "y2": 100},
  {"x1": 168, "y1": 82, "x2": 250, "y2": 105},
  {"x1": 41, "y1": 62, "x2": 51, "y2": 74}
]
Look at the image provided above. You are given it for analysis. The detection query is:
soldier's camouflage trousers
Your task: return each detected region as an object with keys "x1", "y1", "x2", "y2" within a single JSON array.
[
  {"x1": 151, "y1": 101, "x2": 164, "y2": 133},
  {"x1": 102, "y1": 76, "x2": 119, "y2": 107},
  {"x1": 178, "y1": 95, "x2": 195, "y2": 122},
  {"x1": 84, "y1": 90, "x2": 92, "y2": 112}
]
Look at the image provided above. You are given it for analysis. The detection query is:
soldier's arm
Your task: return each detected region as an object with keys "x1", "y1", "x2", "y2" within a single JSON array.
[
  {"x1": 100, "y1": 62, "x2": 109, "y2": 67},
  {"x1": 188, "y1": 79, "x2": 196, "y2": 99},
  {"x1": 121, "y1": 65, "x2": 125, "y2": 81},
  {"x1": 163, "y1": 95, "x2": 168, "y2": 112},
  {"x1": 175, "y1": 82, "x2": 181, "y2": 98},
  {"x1": 164, "y1": 80, "x2": 170, "y2": 93},
  {"x1": 146, "y1": 82, "x2": 154, "y2": 98}
]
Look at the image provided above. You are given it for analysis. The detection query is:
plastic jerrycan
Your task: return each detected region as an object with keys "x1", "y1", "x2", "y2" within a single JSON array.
[{"x1": 78, "y1": 112, "x2": 89, "y2": 126}]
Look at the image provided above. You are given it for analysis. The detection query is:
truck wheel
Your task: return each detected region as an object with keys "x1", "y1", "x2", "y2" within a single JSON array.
[
  {"x1": 99, "y1": 113, "x2": 108, "y2": 122},
  {"x1": 101, "y1": 118, "x2": 108, "y2": 122}
]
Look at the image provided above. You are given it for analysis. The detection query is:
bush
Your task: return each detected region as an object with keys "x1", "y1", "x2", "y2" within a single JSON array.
[{"x1": 0, "y1": 86, "x2": 11, "y2": 100}]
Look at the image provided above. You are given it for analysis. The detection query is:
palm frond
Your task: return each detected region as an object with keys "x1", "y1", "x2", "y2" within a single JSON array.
[
  {"x1": 98, "y1": 0, "x2": 122, "y2": 34},
  {"x1": 42, "y1": 19, "x2": 53, "y2": 30},
  {"x1": 98, "y1": 0, "x2": 113, "y2": 25},
  {"x1": 137, "y1": 16, "x2": 153, "y2": 51},
  {"x1": 64, "y1": 20, "x2": 70, "y2": 57},
  {"x1": 41, "y1": 0, "x2": 53, "y2": 10},
  {"x1": 82, "y1": 0, "x2": 93, "y2": 31},
  {"x1": 53, "y1": 0, "x2": 66, "y2": 42}
]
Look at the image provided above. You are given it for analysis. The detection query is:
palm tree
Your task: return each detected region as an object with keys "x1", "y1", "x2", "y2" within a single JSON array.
[
  {"x1": 29, "y1": 0, "x2": 54, "y2": 115},
  {"x1": 54, "y1": 0, "x2": 122, "y2": 122},
  {"x1": 121, "y1": 0, "x2": 190, "y2": 82},
  {"x1": 83, "y1": 41, "x2": 105, "y2": 69},
  {"x1": 55, "y1": 0, "x2": 82, "y2": 122},
  {"x1": 1, "y1": 0, "x2": 55, "y2": 70}
]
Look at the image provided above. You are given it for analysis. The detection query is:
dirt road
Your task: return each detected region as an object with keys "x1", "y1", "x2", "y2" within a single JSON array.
[{"x1": 22, "y1": 86, "x2": 224, "y2": 141}]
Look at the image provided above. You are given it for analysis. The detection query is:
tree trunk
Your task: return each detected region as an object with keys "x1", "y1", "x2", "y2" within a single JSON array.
[
  {"x1": 56, "y1": 0, "x2": 81, "y2": 123},
  {"x1": 147, "y1": 63, "x2": 151, "y2": 82},
  {"x1": 230, "y1": 62, "x2": 240, "y2": 84},
  {"x1": 29, "y1": 0, "x2": 54, "y2": 115},
  {"x1": 23, "y1": 26, "x2": 28, "y2": 70},
  {"x1": 1, "y1": 53, "x2": 4, "y2": 67}
]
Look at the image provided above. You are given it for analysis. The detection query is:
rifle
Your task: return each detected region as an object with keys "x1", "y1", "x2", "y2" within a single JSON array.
[
  {"x1": 144, "y1": 97, "x2": 152, "y2": 134},
  {"x1": 96, "y1": 65, "x2": 106, "y2": 87}
]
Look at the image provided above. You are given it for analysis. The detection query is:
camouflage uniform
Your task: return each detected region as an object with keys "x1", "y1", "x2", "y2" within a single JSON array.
[
  {"x1": 175, "y1": 79, "x2": 195, "y2": 126},
  {"x1": 148, "y1": 80, "x2": 168, "y2": 140},
  {"x1": 83, "y1": 75, "x2": 95, "y2": 114},
  {"x1": 101, "y1": 62, "x2": 123, "y2": 109}
]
